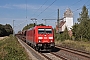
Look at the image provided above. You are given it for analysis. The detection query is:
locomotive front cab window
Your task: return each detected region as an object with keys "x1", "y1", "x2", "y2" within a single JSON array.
[
  {"x1": 38, "y1": 28, "x2": 52, "y2": 34},
  {"x1": 38, "y1": 29, "x2": 44, "y2": 34},
  {"x1": 45, "y1": 29, "x2": 52, "y2": 34}
]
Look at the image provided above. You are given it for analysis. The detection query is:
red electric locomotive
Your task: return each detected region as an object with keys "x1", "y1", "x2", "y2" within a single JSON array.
[{"x1": 26, "y1": 26, "x2": 55, "y2": 51}]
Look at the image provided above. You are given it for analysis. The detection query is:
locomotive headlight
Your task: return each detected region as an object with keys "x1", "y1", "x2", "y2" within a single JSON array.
[
  {"x1": 49, "y1": 37, "x2": 53, "y2": 39},
  {"x1": 38, "y1": 37, "x2": 42, "y2": 39},
  {"x1": 50, "y1": 40, "x2": 53, "y2": 42},
  {"x1": 38, "y1": 40, "x2": 42, "y2": 43}
]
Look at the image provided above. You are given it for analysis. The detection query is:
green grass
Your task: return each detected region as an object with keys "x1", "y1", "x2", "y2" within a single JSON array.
[
  {"x1": 55, "y1": 40, "x2": 90, "y2": 53},
  {"x1": 0, "y1": 35, "x2": 30, "y2": 60}
]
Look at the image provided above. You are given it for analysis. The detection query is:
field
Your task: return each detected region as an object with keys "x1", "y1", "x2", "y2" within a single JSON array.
[
  {"x1": 0, "y1": 35, "x2": 30, "y2": 60},
  {"x1": 55, "y1": 40, "x2": 90, "y2": 53}
]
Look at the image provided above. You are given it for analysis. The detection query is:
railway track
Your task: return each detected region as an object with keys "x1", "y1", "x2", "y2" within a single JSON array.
[
  {"x1": 17, "y1": 37, "x2": 46, "y2": 60},
  {"x1": 40, "y1": 52, "x2": 65, "y2": 60},
  {"x1": 16, "y1": 35, "x2": 90, "y2": 60},
  {"x1": 55, "y1": 46, "x2": 90, "y2": 60},
  {"x1": 16, "y1": 36, "x2": 63, "y2": 60}
]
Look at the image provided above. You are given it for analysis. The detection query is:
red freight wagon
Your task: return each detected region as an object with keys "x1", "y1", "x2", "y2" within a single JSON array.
[{"x1": 26, "y1": 26, "x2": 55, "y2": 51}]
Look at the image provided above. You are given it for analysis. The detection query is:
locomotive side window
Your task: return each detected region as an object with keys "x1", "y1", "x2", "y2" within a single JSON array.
[{"x1": 38, "y1": 28, "x2": 52, "y2": 34}]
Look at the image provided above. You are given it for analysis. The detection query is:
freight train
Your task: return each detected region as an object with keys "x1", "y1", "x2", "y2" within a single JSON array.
[
  {"x1": 26, "y1": 26, "x2": 55, "y2": 51},
  {"x1": 18, "y1": 25, "x2": 55, "y2": 51}
]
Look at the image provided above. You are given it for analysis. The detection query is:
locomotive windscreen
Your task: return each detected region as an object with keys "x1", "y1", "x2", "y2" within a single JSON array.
[{"x1": 38, "y1": 28, "x2": 52, "y2": 34}]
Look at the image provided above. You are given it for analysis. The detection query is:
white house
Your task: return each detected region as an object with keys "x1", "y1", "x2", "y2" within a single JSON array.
[{"x1": 59, "y1": 8, "x2": 73, "y2": 32}]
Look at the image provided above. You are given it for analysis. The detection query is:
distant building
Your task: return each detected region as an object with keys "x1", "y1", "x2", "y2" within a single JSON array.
[
  {"x1": 63, "y1": 8, "x2": 73, "y2": 30},
  {"x1": 56, "y1": 8, "x2": 73, "y2": 36}
]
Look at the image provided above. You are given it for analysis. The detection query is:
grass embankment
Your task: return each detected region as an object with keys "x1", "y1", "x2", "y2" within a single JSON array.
[
  {"x1": 0, "y1": 35, "x2": 30, "y2": 60},
  {"x1": 55, "y1": 40, "x2": 90, "y2": 53}
]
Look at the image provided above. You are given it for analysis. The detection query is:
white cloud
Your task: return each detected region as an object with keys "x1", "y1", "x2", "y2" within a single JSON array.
[
  {"x1": 0, "y1": 4, "x2": 13, "y2": 9},
  {"x1": 0, "y1": 4, "x2": 67, "y2": 10},
  {"x1": 0, "y1": 4, "x2": 44, "y2": 10}
]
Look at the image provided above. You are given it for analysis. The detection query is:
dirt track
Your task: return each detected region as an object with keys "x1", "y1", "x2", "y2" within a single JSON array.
[{"x1": 0, "y1": 36, "x2": 8, "y2": 40}]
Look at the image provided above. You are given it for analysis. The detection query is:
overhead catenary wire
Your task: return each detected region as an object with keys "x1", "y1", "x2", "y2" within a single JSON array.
[
  {"x1": 73, "y1": 3, "x2": 90, "y2": 13},
  {"x1": 71, "y1": 0, "x2": 90, "y2": 13},
  {"x1": 36, "y1": 0, "x2": 57, "y2": 18},
  {"x1": 14, "y1": 0, "x2": 28, "y2": 33},
  {"x1": 71, "y1": 0, "x2": 82, "y2": 7},
  {"x1": 25, "y1": 0, "x2": 27, "y2": 20},
  {"x1": 84, "y1": 0, "x2": 89, "y2": 5},
  {"x1": 32, "y1": 0, "x2": 48, "y2": 17},
  {"x1": 33, "y1": 0, "x2": 57, "y2": 24},
  {"x1": 30, "y1": 0, "x2": 49, "y2": 24}
]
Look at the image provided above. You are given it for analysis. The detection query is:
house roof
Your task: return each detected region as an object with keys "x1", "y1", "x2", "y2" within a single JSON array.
[
  {"x1": 59, "y1": 21, "x2": 66, "y2": 28},
  {"x1": 64, "y1": 8, "x2": 73, "y2": 17}
]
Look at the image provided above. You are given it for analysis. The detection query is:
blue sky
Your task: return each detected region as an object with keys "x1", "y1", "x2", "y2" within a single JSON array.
[{"x1": 0, "y1": 0, "x2": 90, "y2": 33}]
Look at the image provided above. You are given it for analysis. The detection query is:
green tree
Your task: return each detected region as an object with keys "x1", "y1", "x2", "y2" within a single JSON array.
[
  {"x1": 72, "y1": 23, "x2": 79, "y2": 40},
  {"x1": 55, "y1": 27, "x2": 70, "y2": 41},
  {"x1": 62, "y1": 27, "x2": 70, "y2": 40},
  {"x1": 22, "y1": 24, "x2": 34, "y2": 31},
  {"x1": 72, "y1": 5, "x2": 90, "y2": 41},
  {"x1": 37, "y1": 23, "x2": 45, "y2": 26},
  {"x1": 78, "y1": 5, "x2": 89, "y2": 22},
  {"x1": 4, "y1": 24, "x2": 13, "y2": 35},
  {"x1": 0, "y1": 24, "x2": 13, "y2": 36},
  {"x1": 22, "y1": 23, "x2": 45, "y2": 31},
  {"x1": 0, "y1": 24, "x2": 6, "y2": 36},
  {"x1": 78, "y1": 5, "x2": 90, "y2": 40}
]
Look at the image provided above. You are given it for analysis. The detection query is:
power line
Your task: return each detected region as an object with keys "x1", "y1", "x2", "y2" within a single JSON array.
[
  {"x1": 84, "y1": 0, "x2": 89, "y2": 5},
  {"x1": 34, "y1": 0, "x2": 57, "y2": 24},
  {"x1": 26, "y1": 0, "x2": 27, "y2": 19},
  {"x1": 44, "y1": 9, "x2": 57, "y2": 18},
  {"x1": 31, "y1": 0, "x2": 49, "y2": 24},
  {"x1": 36, "y1": 0, "x2": 57, "y2": 18},
  {"x1": 73, "y1": 7, "x2": 81, "y2": 13},
  {"x1": 71, "y1": 0, "x2": 82, "y2": 7},
  {"x1": 32, "y1": 0, "x2": 48, "y2": 17},
  {"x1": 73, "y1": 3, "x2": 90, "y2": 13},
  {"x1": 14, "y1": 20, "x2": 27, "y2": 28}
]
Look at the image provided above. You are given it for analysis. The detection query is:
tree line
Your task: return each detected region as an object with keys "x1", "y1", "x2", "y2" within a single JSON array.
[
  {"x1": 0, "y1": 24, "x2": 13, "y2": 36},
  {"x1": 22, "y1": 23, "x2": 45, "y2": 31}
]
